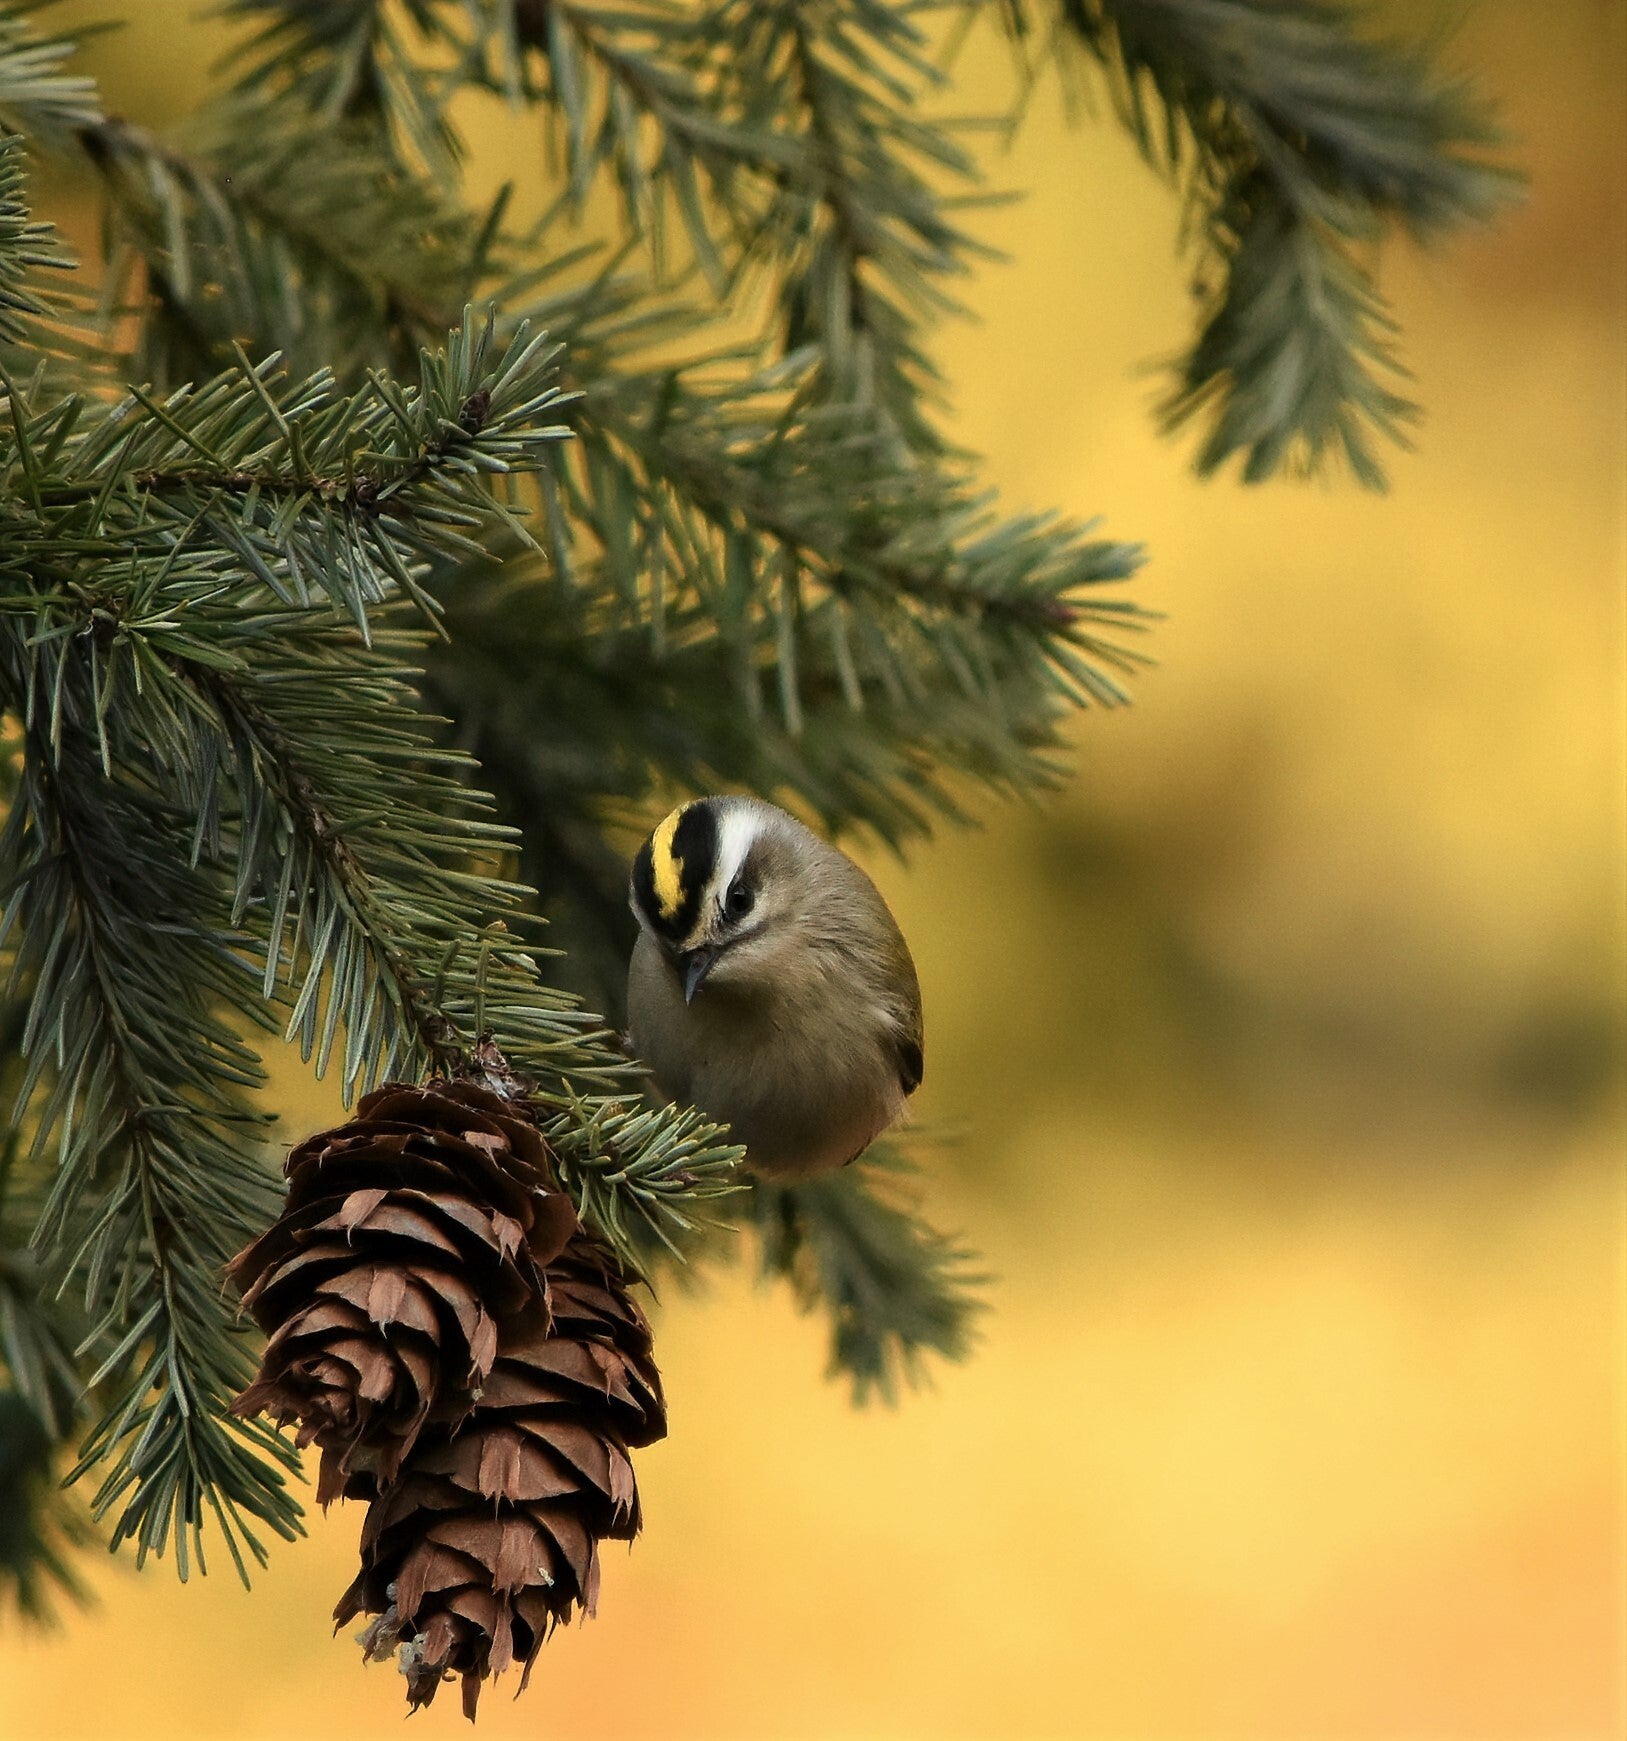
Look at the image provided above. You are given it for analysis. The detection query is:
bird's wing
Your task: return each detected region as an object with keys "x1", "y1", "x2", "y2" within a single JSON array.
[
  {"x1": 893, "y1": 1006, "x2": 924, "y2": 1097},
  {"x1": 896, "y1": 1036, "x2": 924, "y2": 1097},
  {"x1": 880, "y1": 911, "x2": 924, "y2": 1098}
]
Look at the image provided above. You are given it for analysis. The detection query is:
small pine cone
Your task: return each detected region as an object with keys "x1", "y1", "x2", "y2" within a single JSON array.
[
  {"x1": 229, "y1": 1081, "x2": 579, "y2": 1498},
  {"x1": 333, "y1": 1228, "x2": 666, "y2": 1718}
]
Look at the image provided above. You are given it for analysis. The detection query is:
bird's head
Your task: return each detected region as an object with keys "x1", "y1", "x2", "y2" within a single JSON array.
[{"x1": 628, "y1": 796, "x2": 805, "y2": 1004}]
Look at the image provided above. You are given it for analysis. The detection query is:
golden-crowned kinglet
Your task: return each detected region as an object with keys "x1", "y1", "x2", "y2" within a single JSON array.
[{"x1": 627, "y1": 795, "x2": 923, "y2": 1178}]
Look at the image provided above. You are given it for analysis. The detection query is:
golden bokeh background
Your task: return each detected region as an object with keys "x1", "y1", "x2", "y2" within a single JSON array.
[{"x1": 2, "y1": 3, "x2": 1623, "y2": 1737}]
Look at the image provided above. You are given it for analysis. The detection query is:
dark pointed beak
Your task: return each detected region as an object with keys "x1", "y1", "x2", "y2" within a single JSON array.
[{"x1": 678, "y1": 947, "x2": 718, "y2": 1005}]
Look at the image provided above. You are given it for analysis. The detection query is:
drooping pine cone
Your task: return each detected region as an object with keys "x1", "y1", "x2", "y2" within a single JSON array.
[
  {"x1": 333, "y1": 1226, "x2": 666, "y2": 1717},
  {"x1": 229, "y1": 1081, "x2": 578, "y2": 1498}
]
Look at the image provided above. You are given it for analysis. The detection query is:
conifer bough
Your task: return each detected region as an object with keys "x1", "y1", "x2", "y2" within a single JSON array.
[{"x1": 0, "y1": 0, "x2": 1506, "y2": 1665}]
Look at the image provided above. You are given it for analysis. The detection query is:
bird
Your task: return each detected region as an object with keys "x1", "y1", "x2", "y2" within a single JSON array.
[{"x1": 626, "y1": 795, "x2": 923, "y2": 1179}]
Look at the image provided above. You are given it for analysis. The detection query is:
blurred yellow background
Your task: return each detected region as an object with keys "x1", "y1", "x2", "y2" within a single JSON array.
[{"x1": 2, "y1": 3, "x2": 1623, "y2": 1738}]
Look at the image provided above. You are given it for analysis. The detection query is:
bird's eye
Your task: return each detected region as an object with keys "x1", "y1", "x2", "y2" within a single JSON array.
[{"x1": 725, "y1": 880, "x2": 755, "y2": 920}]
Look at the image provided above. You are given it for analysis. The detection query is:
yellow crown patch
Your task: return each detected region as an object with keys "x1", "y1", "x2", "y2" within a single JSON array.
[{"x1": 648, "y1": 803, "x2": 689, "y2": 921}]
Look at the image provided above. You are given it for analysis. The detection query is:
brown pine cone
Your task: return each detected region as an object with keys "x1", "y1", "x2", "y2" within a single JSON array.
[
  {"x1": 334, "y1": 1230, "x2": 666, "y2": 1717},
  {"x1": 229, "y1": 1081, "x2": 579, "y2": 1498}
]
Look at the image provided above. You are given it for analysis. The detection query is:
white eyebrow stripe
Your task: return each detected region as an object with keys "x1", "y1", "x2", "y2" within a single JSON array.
[{"x1": 710, "y1": 804, "x2": 758, "y2": 906}]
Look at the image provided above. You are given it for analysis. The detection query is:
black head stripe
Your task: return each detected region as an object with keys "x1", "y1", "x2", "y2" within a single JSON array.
[
  {"x1": 667, "y1": 800, "x2": 719, "y2": 933},
  {"x1": 631, "y1": 835, "x2": 659, "y2": 926},
  {"x1": 630, "y1": 799, "x2": 720, "y2": 945}
]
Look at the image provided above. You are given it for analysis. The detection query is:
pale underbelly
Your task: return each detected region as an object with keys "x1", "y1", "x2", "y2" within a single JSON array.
[{"x1": 690, "y1": 1049, "x2": 896, "y2": 1176}]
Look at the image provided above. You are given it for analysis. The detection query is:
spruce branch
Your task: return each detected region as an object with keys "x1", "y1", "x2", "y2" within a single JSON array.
[
  {"x1": 519, "y1": 261, "x2": 1148, "y2": 699},
  {"x1": 1038, "y1": 0, "x2": 1511, "y2": 233},
  {"x1": 1166, "y1": 166, "x2": 1417, "y2": 485},
  {"x1": 219, "y1": 0, "x2": 462, "y2": 179},
  {"x1": 0, "y1": 1124, "x2": 97, "y2": 1626},
  {"x1": 726, "y1": 0, "x2": 992, "y2": 449},
  {"x1": 0, "y1": 132, "x2": 68, "y2": 347},
  {"x1": 0, "y1": 1100, "x2": 88, "y2": 1448},
  {"x1": 5, "y1": 311, "x2": 574, "y2": 627},
  {"x1": 69, "y1": 101, "x2": 487, "y2": 384},
  {"x1": 750, "y1": 1145, "x2": 985, "y2": 1403},
  {"x1": 999, "y1": 0, "x2": 1516, "y2": 483},
  {"x1": 0, "y1": 121, "x2": 101, "y2": 389},
  {"x1": 535, "y1": 1091, "x2": 744, "y2": 1263},
  {"x1": 0, "y1": 1390, "x2": 94, "y2": 1625},
  {"x1": 0, "y1": 729, "x2": 303, "y2": 1582},
  {"x1": 0, "y1": 8, "x2": 103, "y2": 145},
  {"x1": 473, "y1": 0, "x2": 788, "y2": 267},
  {"x1": 15, "y1": 15, "x2": 1145, "y2": 742},
  {"x1": 230, "y1": 0, "x2": 994, "y2": 450},
  {"x1": 223, "y1": 0, "x2": 784, "y2": 278},
  {"x1": 578, "y1": 361, "x2": 1144, "y2": 642}
]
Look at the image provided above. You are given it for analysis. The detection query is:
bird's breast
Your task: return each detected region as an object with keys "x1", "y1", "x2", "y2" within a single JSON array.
[{"x1": 628, "y1": 931, "x2": 903, "y2": 1175}]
